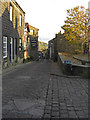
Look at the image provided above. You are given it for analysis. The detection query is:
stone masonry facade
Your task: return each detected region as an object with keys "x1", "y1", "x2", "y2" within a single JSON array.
[
  {"x1": 24, "y1": 23, "x2": 39, "y2": 60},
  {"x1": 1, "y1": 0, "x2": 25, "y2": 69},
  {"x1": 48, "y1": 33, "x2": 74, "y2": 61}
]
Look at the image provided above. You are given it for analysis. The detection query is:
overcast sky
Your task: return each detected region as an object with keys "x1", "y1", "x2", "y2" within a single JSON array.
[{"x1": 16, "y1": 0, "x2": 89, "y2": 43}]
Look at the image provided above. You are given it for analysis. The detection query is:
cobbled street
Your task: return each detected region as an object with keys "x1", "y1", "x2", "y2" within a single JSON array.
[{"x1": 2, "y1": 60, "x2": 88, "y2": 119}]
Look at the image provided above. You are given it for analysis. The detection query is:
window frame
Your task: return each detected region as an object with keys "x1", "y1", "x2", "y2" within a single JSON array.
[
  {"x1": 10, "y1": 37, "x2": 13, "y2": 63},
  {"x1": 19, "y1": 38, "x2": 22, "y2": 51},
  {"x1": 3, "y1": 36, "x2": 7, "y2": 59},
  {"x1": 33, "y1": 30, "x2": 35, "y2": 35},
  {"x1": 10, "y1": 4, "x2": 13, "y2": 21}
]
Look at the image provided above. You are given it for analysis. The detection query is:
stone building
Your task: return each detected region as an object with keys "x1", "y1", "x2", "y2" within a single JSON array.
[
  {"x1": 1, "y1": 0, "x2": 25, "y2": 68},
  {"x1": 38, "y1": 41, "x2": 48, "y2": 52},
  {"x1": 38, "y1": 41, "x2": 48, "y2": 58},
  {"x1": 24, "y1": 22, "x2": 30, "y2": 59},
  {"x1": 24, "y1": 23, "x2": 39, "y2": 60},
  {"x1": 48, "y1": 39, "x2": 55, "y2": 60},
  {"x1": 48, "y1": 33, "x2": 74, "y2": 61}
]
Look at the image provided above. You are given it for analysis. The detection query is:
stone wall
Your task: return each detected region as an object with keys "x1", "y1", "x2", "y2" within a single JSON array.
[
  {"x1": 48, "y1": 33, "x2": 75, "y2": 61},
  {"x1": 24, "y1": 23, "x2": 39, "y2": 60},
  {"x1": 27, "y1": 35, "x2": 38, "y2": 60},
  {"x1": 55, "y1": 34, "x2": 73, "y2": 53},
  {"x1": 1, "y1": 0, "x2": 25, "y2": 68},
  {"x1": 58, "y1": 54, "x2": 90, "y2": 77}
]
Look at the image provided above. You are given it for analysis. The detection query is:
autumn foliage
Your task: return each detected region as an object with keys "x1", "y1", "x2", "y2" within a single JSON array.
[{"x1": 62, "y1": 6, "x2": 88, "y2": 53}]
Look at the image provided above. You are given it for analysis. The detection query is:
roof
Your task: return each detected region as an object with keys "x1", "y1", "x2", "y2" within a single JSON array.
[
  {"x1": 11, "y1": 0, "x2": 25, "y2": 14},
  {"x1": 25, "y1": 22, "x2": 39, "y2": 31},
  {"x1": 29, "y1": 24, "x2": 39, "y2": 31},
  {"x1": 38, "y1": 41, "x2": 47, "y2": 44}
]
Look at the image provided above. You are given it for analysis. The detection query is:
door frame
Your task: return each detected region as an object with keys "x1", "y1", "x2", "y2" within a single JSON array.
[{"x1": 10, "y1": 37, "x2": 13, "y2": 63}]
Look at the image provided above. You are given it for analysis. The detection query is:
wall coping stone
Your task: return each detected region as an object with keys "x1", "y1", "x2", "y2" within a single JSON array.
[{"x1": 73, "y1": 56, "x2": 90, "y2": 63}]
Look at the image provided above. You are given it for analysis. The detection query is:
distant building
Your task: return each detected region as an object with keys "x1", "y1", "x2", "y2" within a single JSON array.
[
  {"x1": 24, "y1": 22, "x2": 30, "y2": 59},
  {"x1": 38, "y1": 41, "x2": 48, "y2": 58},
  {"x1": 24, "y1": 23, "x2": 39, "y2": 60},
  {"x1": 38, "y1": 41, "x2": 48, "y2": 52},
  {"x1": 1, "y1": 0, "x2": 25, "y2": 69},
  {"x1": 48, "y1": 39, "x2": 55, "y2": 60}
]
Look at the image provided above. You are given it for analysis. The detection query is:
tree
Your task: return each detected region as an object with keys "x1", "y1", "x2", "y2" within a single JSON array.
[{"x1": 61, "y1": 6, "x2": 88, "y2": 53}]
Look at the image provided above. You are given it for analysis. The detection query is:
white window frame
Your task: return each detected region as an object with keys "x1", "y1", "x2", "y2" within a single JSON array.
[
  {"x1": 33, "y1": 30, "x2": 35, "y2": 35},
  {"x1": 10, "y1": 37, "x2": 13, "y2": 63},
  {"x1": 10, "y1": 5, "x2": 13, "y2": 21},
  {"x1": 3, "y1": 36, "x2": 7, "y2": 59},
  {"x1": 14, "y1": 38, "x2": 16, "y2": 59},
  {"x1": 19, "y1": 38, "x2": 22, "y2": 51}
]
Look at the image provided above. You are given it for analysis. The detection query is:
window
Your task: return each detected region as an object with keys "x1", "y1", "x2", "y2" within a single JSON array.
[
  {"x1": 33, "y1": 30, "x2": 35, "y2": 35},
  {"x1": 10, "y1": 38, "x2": 13, "y2": 63},
  {"x1": 19, "y1": 38, "x2": 22, "y2": 51},
  {"x1": 3, "y1": 36, "x2": 7, "y2": 58},
  {"x1": 14, "y1": 38, "x2": 15, "y2": 59},
  {"x1": 19, "y1": 14, "x2": 22, "y2": 26},
  {"x1": 27, "y1": 37, "x2": 30, "y2": 43},
  {"x1": 10, "y1": 5, "x2": 13, "y2": 21},
  {"x1": 30, "y1": 30, "x2": 33, "y2": 35},
  {"x1": 15, "y1": 17, "x2": 18, "y2": 29}
]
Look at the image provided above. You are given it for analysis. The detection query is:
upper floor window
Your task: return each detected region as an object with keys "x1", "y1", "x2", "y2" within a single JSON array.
[
  {"x1": 3, "y1": 36, "x2": 7, "y2": 58},
  {"x1": 19, "y1": 14, "x2": 22, "y2": 26},
  {"x1": 19, "y1": 38, "x2": 22, "y2": 51},
  {"x1": 15, "y1": 17, "x2": 18, "y2": 29},
  {"x1": 30, "y1": 30, "x2": 33, "y2": 35},
  {"x1": 33, "y1": 30, "x2": 35, "y2": 35},
  {"x1": 10, "y1": 5, "x2": 13, "y2": 21},
  {"x1": 27, "y1": 37, "x2": 30, "y2": 43}
]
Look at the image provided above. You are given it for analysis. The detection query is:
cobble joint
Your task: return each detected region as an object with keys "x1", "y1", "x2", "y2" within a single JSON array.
[{"x1": 1, "y1": 0, "x2": 25, "y2": 69}]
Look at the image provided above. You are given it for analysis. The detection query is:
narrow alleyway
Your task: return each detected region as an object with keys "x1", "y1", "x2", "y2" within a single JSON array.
[{"x1": 2, "y1": 60, "x2": 88, "y2": 119}]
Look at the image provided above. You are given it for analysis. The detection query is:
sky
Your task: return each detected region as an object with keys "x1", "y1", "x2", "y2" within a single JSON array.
[{"x1": 16, "y1": 0, "x2": 89, "y2": 43}]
